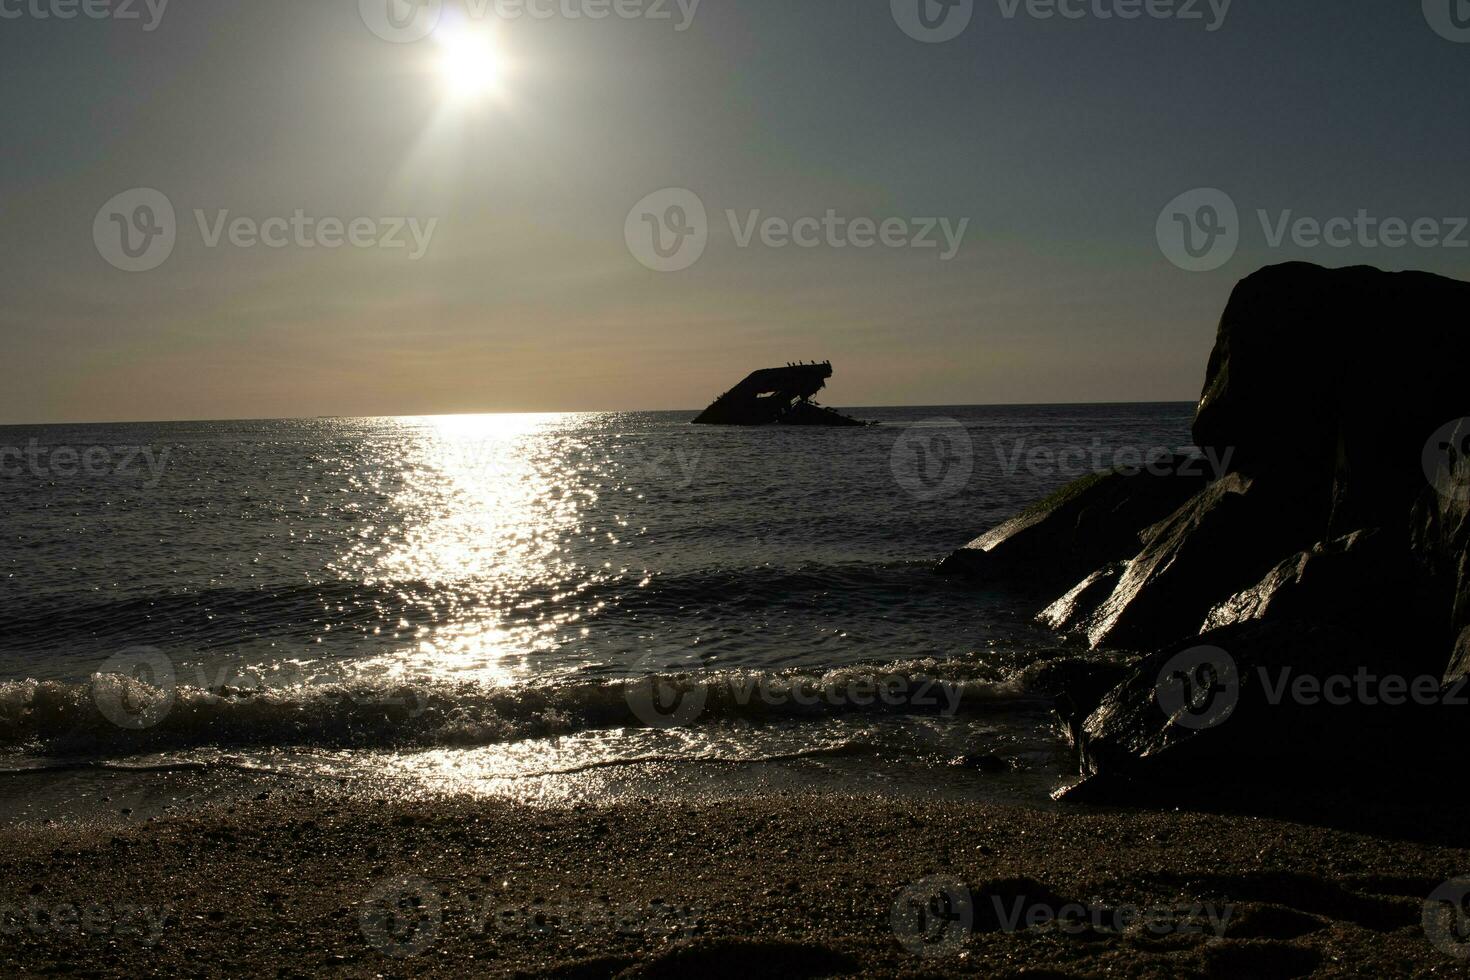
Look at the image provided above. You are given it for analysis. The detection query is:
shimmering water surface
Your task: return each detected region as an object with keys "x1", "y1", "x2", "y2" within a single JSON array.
[{"x1": 0, "y1": 405, "x2": 1193, "y2": 804}]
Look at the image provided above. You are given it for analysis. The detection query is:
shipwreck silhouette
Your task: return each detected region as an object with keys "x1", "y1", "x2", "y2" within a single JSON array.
[{"x1": 692, "y1": 361, "x2": 869, "y2": 426}]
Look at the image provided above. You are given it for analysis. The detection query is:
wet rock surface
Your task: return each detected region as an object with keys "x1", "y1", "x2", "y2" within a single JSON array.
[
  {"x1": 1082, "y1": 473, "x2": 1323, "y2": 650},
  {"x1": 942, "y1": 263, "x2": 1470, "y2": 800},
  {"x1": 937, "y1": 454, "x2": 1212, "y2": 594}
]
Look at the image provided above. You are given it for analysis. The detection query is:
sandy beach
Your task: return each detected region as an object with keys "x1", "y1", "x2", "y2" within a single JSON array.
[{"x1": 3, "y1": 777, "x2": 1467, "y2": 978}]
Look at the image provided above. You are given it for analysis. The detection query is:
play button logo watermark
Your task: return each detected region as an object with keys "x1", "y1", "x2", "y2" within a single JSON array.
[
  {"x1": 890, "y1": 419, "x2": 975, "y2": 501},
  {"x1": 1425, "y1": 878, "x2": 1470, "y2": 958},
  {"x1": 891, "y1": 876, "x2": 974, "y2": 957},
  {"x1": 624, "y1": 653, "x2": 709, "y2": 728},
  {"x1": 1424, "y1": 0, "x2": 1470, "y2": 42},
  {"x1": 93, "y1": 188, "x2": 177, "y2": 273},
  {"x1": 1155, "y1": 645, "x2": 1239, "y2": 730},
  {"x1": 892, "y1": 0, "x2": 975, "y2": 42},
  {"x1": 360, "y1": 876, "x2": 444, "y2": 958},
  {"x1": 360, "y1": 0, "x2": 443, "y2": 43},
  {"x1": 1156, "y1": 188, "x2": 1239, "y2": 272},
  {"x1": 1424, "y1": 418, "x2": 1470, "y2": 503},
  {"x1": 92, "y1": 646, "x2": 177, "y2": 730},
  {"x1": 625, "y1": 188, "x2": 708, "y2": 273}
]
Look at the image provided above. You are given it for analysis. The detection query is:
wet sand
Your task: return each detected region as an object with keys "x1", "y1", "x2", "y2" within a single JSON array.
[{"x1": 2, "y1": 782, "x2": 1467, "y2": 978}]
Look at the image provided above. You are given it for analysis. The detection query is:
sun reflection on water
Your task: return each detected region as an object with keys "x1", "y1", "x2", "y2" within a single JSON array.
[{"x1": 344, "y1": 413, "x2": 607, "y2": 687}]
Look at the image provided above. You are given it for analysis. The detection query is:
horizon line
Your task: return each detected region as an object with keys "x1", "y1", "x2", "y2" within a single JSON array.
[{"x1": 0, "y1": 398, "x2": 1200, "y2": 429}]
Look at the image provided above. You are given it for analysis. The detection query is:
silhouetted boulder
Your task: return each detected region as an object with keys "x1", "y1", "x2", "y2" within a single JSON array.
[
  {"x1": 940, "y1": 262, "x2": 1470, "y2": 801},
  {"x1": 1194, "y1": 263, "x2": 1470, "y2": 539},
  {"x1": 1082, "y1": 263, "x2": 1469, "y2": 653},
  {"x1": 937, "y1": 455, "x2": 1212, "y2": 594}
]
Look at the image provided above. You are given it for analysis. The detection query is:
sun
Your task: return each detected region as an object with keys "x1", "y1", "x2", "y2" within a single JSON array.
[{"x1": 434, "y1": 23, "x2": 502, "y2": 102}]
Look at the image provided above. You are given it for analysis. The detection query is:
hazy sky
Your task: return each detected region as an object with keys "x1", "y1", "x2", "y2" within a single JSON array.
[{"x1": 2, "y1": 0, "x2": 1467, "y2": 423}]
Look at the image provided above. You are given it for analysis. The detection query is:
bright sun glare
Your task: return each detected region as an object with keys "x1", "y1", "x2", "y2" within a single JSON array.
[{"x1": 435, "y1": 23, "x2": 502, "y2": 101}]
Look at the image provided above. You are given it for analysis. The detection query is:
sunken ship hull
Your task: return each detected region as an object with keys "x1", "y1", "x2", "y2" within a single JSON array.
[{"x1": 692, "y1": 361, "x2": 868, "y2": 426}]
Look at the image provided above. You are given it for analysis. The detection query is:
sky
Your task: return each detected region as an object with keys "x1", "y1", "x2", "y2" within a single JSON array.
[{"x1": 1, "y1": 0, "x2": 1467, "y2": 423}]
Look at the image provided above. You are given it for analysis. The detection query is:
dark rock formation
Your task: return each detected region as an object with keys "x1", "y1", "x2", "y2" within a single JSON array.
[
  {"x1": 1037, "y1": 562, "x2": 1126, "y2": 634},
  {"x1": 1199, "y1": 528, "x2": 1423, "y2": 637},
  {"x1": 1020, "y1": 655, "x2": 1133, "y2": 750},
  {"x1": 1194, "y1": 264, "x2": 1470, "y2": 542},
  {"x1": 1413, "y1": 416, "x2": 1470, "y2": 680},
  {"x1": 1056, "y1": 615, "x2": 1461, "y2": 805},
  {"x1": 1083, "y1": 473, "x2": 1325, "y2": 650},
  {"x1": 940, "y1": 263, "x2": 1470, "y2": 800},
  {"x1": 936, "y1": 455, "x2": 1211, "y2": 594}
]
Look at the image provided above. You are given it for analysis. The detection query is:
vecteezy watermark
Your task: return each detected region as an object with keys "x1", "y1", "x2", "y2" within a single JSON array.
[
  {"x1": 987, "y1": 896, "x2": 1234, "y2": 939},
  {"x1": 1424, "y1": 418, "x2": 1470, "y2": 503},
  {"x1": 93, "y1": 188, "x2": 177, "y2": 273},
  {"x1": 359, "y1": 0, "x2": 442, "y2": 43},
  {"x1": 92, "y1": 647, "x2": 178, "y2": 731},
  {"x1": 0, "y1": 440, "x2": 170, "y2": 487},
  {"x1": 890, "y1": 425, "x2": 1227, "y2": 502},
  {"x1": 360, "y1": 876, "x2": 699, "y2": 957},
  {"x1": 1155, "y1": 646, "x2": 1239, "y2": 731},
  {"x1": 993, "y1": 441, "x2": 1232, "y2": 481},
  {"x1": 890, "y1": 419, "x2": 975, "y2": 502},
  {"x1": 624, "y1": 662, "x2": 709, "y2": 728},
  {"x1": 1156, "y1": 188, "x2": 1239, "y2": 272},
  {"x1": 1256, "y1": 210, "x2": 1470, "y2": 251},
  {"x1": 359, "y1": 0, "x2": 701, "y2": 43},
  {"x1": 1257, "y1": 667, "x2": 1470, "y2": 708},
  {"x1": 625, "y1": 188, "x2": 969, "y2": 273},
  {"x1": 891, "y1": 877, "x2": 1233, "y2": 957},
  {"x1": 1153, "y1": 646, "x2": 1470, "y2": 733},
  {"x1": 892, "y1": 0, "x2": 1230, "y2": 43},
  {"x1": 891, "y1": 876, "x2": 974, "y2": 957},
  {"x1": 0, "y1": 900, "x2": 170, "y2": 945},
  {"x1": 625, "y1": 188, "x2": 708, "y2": 272},
  {"x1": 891, "y1": 0, "x2": 975, "y2": 43},
  {"x1": 93, "y1": 188, "x2": 438, "y2": 273},
  {"x1": 0, "y1": 0, "x2": 169, "y2": 30},
  {"x1": 634, "y1": 444, "x2": 703, "y2": 488},
  {"x1": 90, "y1": 647, "x2": 431, "y2": 731},
  {"x1": 1424, "y1": 0, "x2": 1470, "y2": 43},
  {"x1": 1425, "y1": 878, "x2": 1470, "y2": 958},
  {"x1": 624, "y1": 659, "x2": 966, "y2": 728},
  {"x1": 727, "y1": 210, "x2": 969, "y2": 262},
  {"x1": 1158, "y1": 187, "x2": 1470, "y2": 272},
  {"x1": 361, "y1": 877, "x2": 443, "y2": 958}
]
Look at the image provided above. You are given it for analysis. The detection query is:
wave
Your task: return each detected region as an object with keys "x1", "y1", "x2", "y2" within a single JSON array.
[
  {"x1": 0, "y1": 658, "x2": 1051, "y2": 759},
  {"x1": 0, "y1": 561, "x2": 953, "y2": 654},
  {"x1": 0, "y1": 745, "x2": 883, "y2": 780}
]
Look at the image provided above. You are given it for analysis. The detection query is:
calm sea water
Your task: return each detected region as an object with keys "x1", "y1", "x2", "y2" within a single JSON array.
[{"x1": 0, "y1": 404, "x2": 1193, "y2": 804}]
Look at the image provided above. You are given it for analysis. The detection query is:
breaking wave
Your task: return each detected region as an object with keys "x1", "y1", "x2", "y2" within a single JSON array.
[{"x1": 0, "y1": 659, "x2": 1050, "y2": 760}]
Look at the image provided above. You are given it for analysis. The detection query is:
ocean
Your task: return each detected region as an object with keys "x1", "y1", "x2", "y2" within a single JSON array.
[{"x1": 0, "y1": 404, "x2": 1194, "y2": 813}]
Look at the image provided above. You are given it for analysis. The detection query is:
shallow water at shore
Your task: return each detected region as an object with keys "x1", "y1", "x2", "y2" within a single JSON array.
[{"x1": 1, "y1": 404, "x2": 1194, "y2": 806}]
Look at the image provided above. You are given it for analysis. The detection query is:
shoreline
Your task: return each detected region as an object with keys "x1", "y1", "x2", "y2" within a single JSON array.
[{"x1": 2, "y1": 782, "x2": 1466, "y2": 977}]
